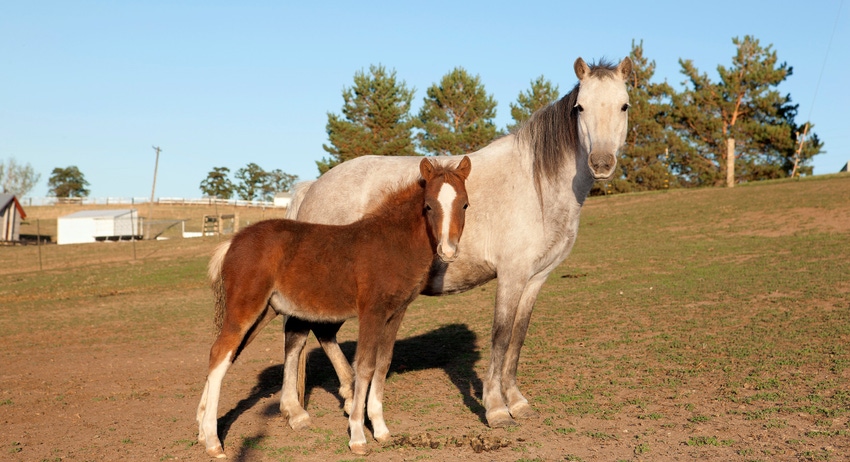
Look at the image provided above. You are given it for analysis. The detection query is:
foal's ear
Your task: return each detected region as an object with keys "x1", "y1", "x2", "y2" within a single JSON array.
[
  {"x1": 456, "y1": 156, "x2": 472, "y2": 180},
  {"x1": 574, "y1": 57, "x2": 590, "y2": 81},
  {"x1": 419, "y1": 157, "x2": 436, "y2": 181}
]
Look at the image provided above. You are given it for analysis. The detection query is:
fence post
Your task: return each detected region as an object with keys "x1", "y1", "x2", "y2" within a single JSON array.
[{"x1": 36, "y1": 219, "x2": 43, "y2": 271}]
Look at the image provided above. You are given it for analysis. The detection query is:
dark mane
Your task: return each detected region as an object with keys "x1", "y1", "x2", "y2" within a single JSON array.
[{"x1": 516, "y1": 59, "x2": 621, "y2": 193}]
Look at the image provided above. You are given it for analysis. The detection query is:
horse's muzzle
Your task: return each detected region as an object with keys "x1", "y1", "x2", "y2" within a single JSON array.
[{"x1": 589, "y1": 151, "x2": 617, "y2": 180}]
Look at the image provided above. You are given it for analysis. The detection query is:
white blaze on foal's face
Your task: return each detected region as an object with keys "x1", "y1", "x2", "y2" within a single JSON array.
[{"x1": 436, "y1": 182, "x2": 458, "y2": 260}]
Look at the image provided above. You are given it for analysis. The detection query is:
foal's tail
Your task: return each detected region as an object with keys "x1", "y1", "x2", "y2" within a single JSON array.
[{"x1": 209, "y1": 241, "x2": 231, "y2": 335}]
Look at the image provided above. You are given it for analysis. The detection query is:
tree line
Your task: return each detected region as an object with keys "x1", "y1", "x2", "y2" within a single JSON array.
[
  {"x1": 3, "y1": 35, "x2": 822, "y2": 200},
  {"x1": 315, "y1": 35, "x2": 822, "y2": 193}
]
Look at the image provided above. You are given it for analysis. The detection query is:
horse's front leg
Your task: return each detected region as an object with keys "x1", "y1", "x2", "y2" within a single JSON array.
[
  {"x1": 501, "y1": 275, "x2": 546, "y2": 420},
  {"x1": 482, "y1": 276, "x2": 527, "y2": 428},
  {"x1": 281, "y1": 317, "x2": 311, "y2": 429},
  {"x1": 312, "y1": 321, "x2": 355, "y2": 415},
  {"x1": 367, "y1": 307, "x2": 408, "y2": 443}
]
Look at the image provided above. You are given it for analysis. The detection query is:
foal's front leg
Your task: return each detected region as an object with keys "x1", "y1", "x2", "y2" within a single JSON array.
[
  {"x1": 367, "y1": 308, "x2": 407, "y2": 443},
  {"x1": 348, "y1": 314, "x2": 381, "y2": 455}
]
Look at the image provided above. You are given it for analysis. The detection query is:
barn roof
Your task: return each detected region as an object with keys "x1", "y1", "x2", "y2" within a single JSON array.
[
  {"x1": 60, "y1": 209, "x2": 136, "y2": 219},
  {"x1": 0, "y1": 193, "x2": 26, "y2": 219}
]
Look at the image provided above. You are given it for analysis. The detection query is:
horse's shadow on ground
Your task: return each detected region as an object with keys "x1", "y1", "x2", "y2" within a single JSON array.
[{"x1": 217, "y1": 323, "x2": 483, "y2": 454}]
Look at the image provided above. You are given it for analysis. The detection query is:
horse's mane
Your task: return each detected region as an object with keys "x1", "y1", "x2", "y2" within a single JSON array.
[{"x1": 516, "y1": 59, "x2": 621, "y2": 193}]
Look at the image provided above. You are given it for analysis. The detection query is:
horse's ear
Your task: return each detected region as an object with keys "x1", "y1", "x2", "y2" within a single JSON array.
[
  {"x1": 419, "y1": 157, "x2": 435, "y2": 181},
  {"x1": 456, "y1": 156, "x2": 472, "y2": 180},
  {"x1": 617, "y1": 57, "x2": 633, "y2": 80},
  {"x1": 574, "y1": 57, "x2": 590, "y2": 81}
]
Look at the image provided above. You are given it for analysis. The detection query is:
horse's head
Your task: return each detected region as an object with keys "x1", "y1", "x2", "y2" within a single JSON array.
[
  {"x1": 420, "y1": 156, "x2": 471, "y2": 263},
  {"x1": 573, "y1": 57, "x2": 632, "y2": 180}
]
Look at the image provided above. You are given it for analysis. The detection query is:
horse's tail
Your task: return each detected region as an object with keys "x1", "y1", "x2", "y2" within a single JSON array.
[
  {"x1": 284, "y1": 180, "x2": 316, "y2": 220},
  {"x1": 209, "y1": 241, "x2": 231, "y2": 335}
]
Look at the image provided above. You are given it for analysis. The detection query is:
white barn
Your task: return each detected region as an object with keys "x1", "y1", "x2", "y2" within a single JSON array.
[
  {"x1": 58, "y1": 209, "x2": 141, "y2": 245},
  {"x1": 273, "y1": 192, "x2": 292, "y2": 208}
]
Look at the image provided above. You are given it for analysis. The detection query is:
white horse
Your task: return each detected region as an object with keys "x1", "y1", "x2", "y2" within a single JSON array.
[{"x1": 282, "y1": 57, "x2": 632, "y2": 429}]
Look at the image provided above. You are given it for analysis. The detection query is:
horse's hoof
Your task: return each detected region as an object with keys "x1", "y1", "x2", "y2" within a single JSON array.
[
  {"x1": 206, "y1": 445, "x2": 227, "y2": 458},
  {"x1": 288, "y1": 413, "x2": 311, "y2": 430},
  {"x1": 509, "y1": 401, "x2": 538, "y2": 419},
  {"x1": 349, "y1": 442, "x2": 370, "y2": 455},
  {"x1": 374, "y1": 431, "x2": 392, "y2": 444},
  {"x1": 486, "y1": 408, "x2": 518, "y2": 428}
]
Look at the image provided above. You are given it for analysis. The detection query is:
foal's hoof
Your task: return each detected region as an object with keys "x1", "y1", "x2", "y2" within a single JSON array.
[
  {"x1": 349, "y1": 442, "x2": 371, "y2": 455},
  {"x1": 486, "y1": 408, "x2": 518, "y2": 428},
  {"x1": 510, "y1": 401, "x2": 538, "y2": 419}
]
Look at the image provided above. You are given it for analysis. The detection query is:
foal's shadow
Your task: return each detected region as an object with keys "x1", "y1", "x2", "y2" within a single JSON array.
[{"x1": 216, "y1": 323, "x2": 483, "y2": 446}]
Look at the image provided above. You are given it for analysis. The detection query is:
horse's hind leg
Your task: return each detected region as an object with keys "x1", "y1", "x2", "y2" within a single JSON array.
[
  {"x1": 312, "y1": 321, "x2": 355, "y2": 414},
  {"x1": 367, "y1": 308, "x2": 407, "y2": 444},
  {"x1": 280, "y1": 317, "x2": 311, "y2": 429}
]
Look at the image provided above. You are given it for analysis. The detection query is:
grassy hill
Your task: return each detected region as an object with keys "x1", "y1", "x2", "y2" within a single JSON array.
[{"x1": 1, "y1": 173, "x2": 848, "y2": 461}]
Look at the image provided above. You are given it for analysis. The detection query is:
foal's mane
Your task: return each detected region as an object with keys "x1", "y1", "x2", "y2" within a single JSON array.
[
  {"x1": 362, "y1": 162, "x2": 459, "y2": 222},
  {"x1": 516, "y1": 59, "x2": 621, "y2": 193}
]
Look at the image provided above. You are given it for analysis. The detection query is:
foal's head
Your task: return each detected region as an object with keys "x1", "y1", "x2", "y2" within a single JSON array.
[{"x1": 420, "y1": 156, "x2": 471, "y2": 263}]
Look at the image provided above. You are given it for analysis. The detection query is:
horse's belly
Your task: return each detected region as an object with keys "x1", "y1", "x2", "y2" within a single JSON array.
[{"x1": 422, "y1": 258, "x2": 496, "y2": 295}]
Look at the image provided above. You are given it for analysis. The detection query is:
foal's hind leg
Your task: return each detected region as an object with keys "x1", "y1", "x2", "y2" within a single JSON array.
[
  {"x1": 198, "y1": 304, "x2": 273, "y2": 457},
  {"x1": 280, "y1": 317, "x2": 311, "y2": 429}
]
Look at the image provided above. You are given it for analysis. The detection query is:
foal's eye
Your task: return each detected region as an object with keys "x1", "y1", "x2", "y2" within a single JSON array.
[
  {"x1": 575, "y1": 104, "x2": 584, "y2": 113},
  {"x1": 425, "y1": 204, "x2": 432, "y2": 211},
  {"x1": 621, "y1": 103, "x2": 630, "y2": 111},
  {"x1": 463, "y1": 203, "x2": 469, "y2": 210}
]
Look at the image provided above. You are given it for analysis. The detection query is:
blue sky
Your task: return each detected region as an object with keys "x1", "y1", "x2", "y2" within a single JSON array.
[{"x1": 2, "y1": 1, "x2": 848, "y2": 199}]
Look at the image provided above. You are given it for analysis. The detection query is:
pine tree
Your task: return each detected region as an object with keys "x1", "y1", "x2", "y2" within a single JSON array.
[
  {"x1": 672, "y1": 36, "x2": 822, "y2": 186},
  {"x1": 417, "y1": 67, "x2": 499, "y2": 156},
  {"x1": 319, "y1": 65, "x2": 416, "y2": 175},
  {"x1": 507, "y1": 76, "x2": 559, "y2": 133}
]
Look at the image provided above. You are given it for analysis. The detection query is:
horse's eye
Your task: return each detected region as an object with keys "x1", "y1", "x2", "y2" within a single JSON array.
[
  {"x1": 621, "y1": 103, "x2": 630, "y2": 111},
  {"x1": 575, "y1": 104, "x2": 584, "y2": 113}
]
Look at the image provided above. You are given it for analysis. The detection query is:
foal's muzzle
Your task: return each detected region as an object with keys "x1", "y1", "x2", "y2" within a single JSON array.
[{"x1": 437, "y1": 243, "x2": 459, "y2": 263}]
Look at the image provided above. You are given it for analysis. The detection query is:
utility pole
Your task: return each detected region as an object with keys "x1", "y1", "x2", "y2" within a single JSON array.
[{"x1": 147, "y1": 146, "x2": 161, "y2": 239}]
